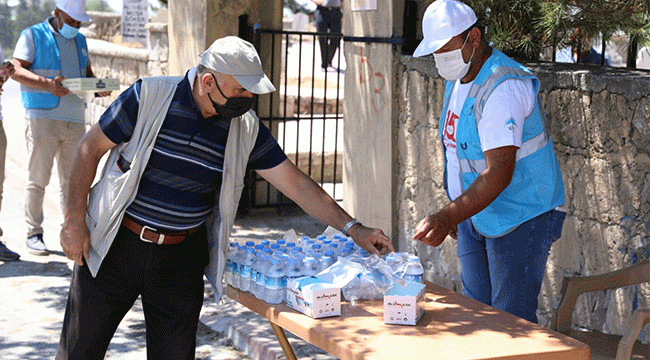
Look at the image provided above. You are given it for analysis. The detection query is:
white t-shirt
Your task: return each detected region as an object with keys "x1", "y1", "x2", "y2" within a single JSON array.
[{"x1": 443, "y1": 78, "x2": 535, "y2": 200}]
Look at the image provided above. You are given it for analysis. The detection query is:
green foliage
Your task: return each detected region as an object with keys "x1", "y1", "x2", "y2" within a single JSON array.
[
  {"x1": 0, "y1": 2, "x2": 14, "y2": 49},
  {"x1": 537, "y1": 1, "x2": 650, "y2": 54},
  {"x1": 11, "y1": 0, "x2": 56, "y2": 47},
  {"x1": 463, "y1": 0, "x2": 544, "y2": 60},
  {"x1": 86, "y1": 0, "x2": 114, "y2": 12},
  {"x1": 453, "y1": 0, "x2": 650, "y2": 62}
]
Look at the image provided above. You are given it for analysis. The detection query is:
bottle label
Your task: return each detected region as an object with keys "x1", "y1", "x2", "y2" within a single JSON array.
[
  {"x1": 241, "y1": 265, "x2": 252, "y2": 279},
  {"x1": 266, "y1": 275, "x2": 287, "y2": 289}
]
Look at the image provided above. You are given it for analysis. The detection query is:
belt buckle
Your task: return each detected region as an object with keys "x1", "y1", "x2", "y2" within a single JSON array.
[{"x1": 140, "y1": 225, "x2": 165, "y2": 245}]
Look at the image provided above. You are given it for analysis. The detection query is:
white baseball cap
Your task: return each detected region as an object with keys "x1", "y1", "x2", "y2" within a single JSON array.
[
  {"x1": 57, "y1": 0, "x2": 91, "y2": 22},
  {"x1": 413, "y1": 0, "x2": 477, "y2": 57},
  {"x1": 199, "y1": 36, "x2": 276, "y2": 94}
]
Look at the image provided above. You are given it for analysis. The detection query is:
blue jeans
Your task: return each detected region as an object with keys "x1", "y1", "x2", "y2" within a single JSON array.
[{"x1": 456, "y1": 209, "x2": 566, "y2": 323}]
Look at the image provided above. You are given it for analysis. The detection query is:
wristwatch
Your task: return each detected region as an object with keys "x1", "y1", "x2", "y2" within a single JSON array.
[{"x1": 342, "y1": 218, "x2": 361, "y2": 236}]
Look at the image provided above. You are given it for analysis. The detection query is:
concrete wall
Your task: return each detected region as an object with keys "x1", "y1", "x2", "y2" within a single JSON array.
[
  {"x1": 82, "y1": 12, "x2": 169, "y2": 125},
  {"x1": 343, "y1": 0, "x2": 404, "y2": 238},
  {"x1": 168, "y1": 0, "x2": 283, "y2": 76},
  {"x1": 396, "y1": 56, "x2": 650, "y2": 341}
]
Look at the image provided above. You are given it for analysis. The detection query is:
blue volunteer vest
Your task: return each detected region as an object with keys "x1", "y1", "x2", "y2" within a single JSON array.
[
  {"x1": 20, "y1": 20, "x2": 88, "y2": 109},
  {"x1": 439, "y1": 49, "x2": 565, "y2": 237}
]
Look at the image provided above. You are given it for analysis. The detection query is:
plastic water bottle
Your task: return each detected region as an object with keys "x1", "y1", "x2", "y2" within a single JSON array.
[
  {"x1": 275, "y1": 239, "x2": 286, "y2": 246},
  {"x1": 285, "y1": 241, "x2": 296, "y2": 252},
  {"x1": 290, "y1": 246, "x2": 304, "y2": 259},
  {"x1": 286, "y1": 257, "x2": 303, "y2": 280},
  {"x1": 239, "y1": 248, "x2": 256, "y2": 292},
  {"x1": 260, "y1": 240, "x2": 270, "y2": 248},
  {"x1": 403, "y1": 255, "x2": 424, "y2": 283},
  {"x1": 309, "y1": 244, "x2": 323, "y2": 259},
  {"x1": 316, "y1": 235, "x2": 327, "y2": 242},
  {"x1": 270, "y1": 243, "x2": 280, "y2": 252},
  {"x1": 300, "y1": 236, "x2": 310, "y2": 245},
  {"x1": 264, "y1": 258, "x2": 286, "y2": 304},
  {"x1": 303, "y1": 238, "x2": 316, "y2": 249},
  {"x1": 302, "y1": 252, "x2": 320, "y2": 277},
  {"x1": 327, "y1": 242, "x2": 340, "y2": 256},
  {"x1": 245, "y1": 241, "x2": 255, "y2": 249},
  {"x1": 340, "y1": 246, "x2": 353, "y2": 258},
  {"x1": 320, "y1": 250, "x2": 336, "y2": 271},
  {"x1": 231, "y1": 244, "x2": 246, "y2": 289},
  {"x1": 255, "y1": 254, "x2": 271, "y2": 300},
  {"x1": 226, "y1": 242, "x2": 238, "y2": 286}
]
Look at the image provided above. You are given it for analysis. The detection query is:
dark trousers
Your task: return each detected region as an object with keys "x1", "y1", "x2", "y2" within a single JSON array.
[
  {"x1": 55, "y1": 223, "x2": 209, "y2": 360},
  {"x1": 315, "y1": 6, "x2": 342, "y2": 68}
]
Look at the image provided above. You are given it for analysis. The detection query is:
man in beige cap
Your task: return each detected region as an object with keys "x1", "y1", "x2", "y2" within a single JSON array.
[
  {"x1": 56, "y1": 36, "x2": 394, "y2": 359},
  {"x1": 12, "y1": 0, "x2": 110, "y2": 256}
]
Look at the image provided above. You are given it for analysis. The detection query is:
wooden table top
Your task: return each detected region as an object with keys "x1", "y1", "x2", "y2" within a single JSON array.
[{"x1": 226, "y1": 281, "x2": 590, "y2": 360}]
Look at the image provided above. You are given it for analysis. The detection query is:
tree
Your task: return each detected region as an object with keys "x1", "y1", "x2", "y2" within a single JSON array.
[
  {"x1": 13, "y1": 0, "x2": 56, "y2": 46},
  {"x1": 537, "y1": 0, "x2": 650, "y2": 66},
  {"x1": 87, "y1": 0, "x2": 114, "y2": 12},
  {"x1": 464, "y1": 0, "x2": 544, "y2": 60},
  {"x1": 0, "y1": 2, "x2": 14, "y2": 49}
]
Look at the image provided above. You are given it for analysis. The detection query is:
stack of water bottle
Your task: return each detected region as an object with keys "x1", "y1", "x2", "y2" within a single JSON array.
[
  {"x1": 225, "y1": 234, "x2": 424, "y2": 305},
  {"x1": 341, "y1": 250, "x2": 424, "y2": 301},
  {"x1": 225, "y1": 234, "x2": 357, "y2": 304}
]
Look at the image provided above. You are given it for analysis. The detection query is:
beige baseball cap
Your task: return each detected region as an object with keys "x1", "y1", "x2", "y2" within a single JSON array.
[
  {"x1": 199, "y1": 36, "x2": 276, "y2": 94},
  {"x1": 57, "y1": 0, "x2": 91, "y2": 22},
  {"x1": 413, "y1": 0, "x2": 477, "y2": 57}
]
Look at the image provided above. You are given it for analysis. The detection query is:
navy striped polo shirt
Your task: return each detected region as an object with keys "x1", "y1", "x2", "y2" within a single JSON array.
[{"x1": 98, "y1": 72, "x2": 287, "y2": 232}]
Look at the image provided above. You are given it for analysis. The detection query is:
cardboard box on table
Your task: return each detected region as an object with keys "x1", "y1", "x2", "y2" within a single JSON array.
[
  {"x1": 286, "y1": 276, "x2": 341, "y2": 318},
  {"x1": 383, "y1": 281, "x2": 426, "y2": 325}
]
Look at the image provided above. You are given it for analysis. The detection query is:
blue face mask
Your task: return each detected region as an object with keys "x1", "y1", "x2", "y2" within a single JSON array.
[{"x1": 58, "y1": 17, "x2": 79, "y2": 39}]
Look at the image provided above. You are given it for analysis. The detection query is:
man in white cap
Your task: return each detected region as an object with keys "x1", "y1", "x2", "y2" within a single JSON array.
[
  {"x1": 56, "y1": 36, "x2": 394, "y2": 359},
  {"x1": 412, "y1": 0, "x2": 566, "y2": 324},
  {"x1": 11, "y1": 0, "x2": 110, "y2": 256}
]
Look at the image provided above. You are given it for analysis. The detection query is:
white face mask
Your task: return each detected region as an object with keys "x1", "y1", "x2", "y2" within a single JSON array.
[{"x1": 433, "y1": 34, "x2": 476, "y2": 81}]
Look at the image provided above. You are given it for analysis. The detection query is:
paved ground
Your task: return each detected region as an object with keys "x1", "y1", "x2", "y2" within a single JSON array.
[{"x1": 0, "y1": 78, "x2": 337, "y2": 359}]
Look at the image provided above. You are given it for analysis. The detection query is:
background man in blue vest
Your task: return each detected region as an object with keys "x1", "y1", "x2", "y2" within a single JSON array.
[
  {"x1": 412, "y1": 0, "x2": 566, "y2": 324},
  {"x1": 11, "y1": 0, "x2": 110, "y2": 256}
]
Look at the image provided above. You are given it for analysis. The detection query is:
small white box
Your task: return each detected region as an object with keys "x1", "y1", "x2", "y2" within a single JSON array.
[
  {"x1": 286, "y1": 276, "x2": 341, "y2": 318},
  {"x1": 383, "y1": 282, "x2": 426, "y2": 325},
  {"x1": 61, "y1": 78, "x2": 120, "y2": 92}
]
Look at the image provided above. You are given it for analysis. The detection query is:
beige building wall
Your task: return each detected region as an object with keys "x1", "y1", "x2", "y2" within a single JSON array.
[
  {"x1": 168, "y1": 0, "x2": 283, "y2": 76},
  {"x1": 343, "y1": 0, "x2": 404, "y2": 239}
]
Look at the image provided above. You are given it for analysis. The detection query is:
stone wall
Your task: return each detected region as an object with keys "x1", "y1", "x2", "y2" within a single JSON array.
[
  {"x1": 81, "y1": 12, "x2": 169, "y2": 126},
  {"x1": 396, "y1": 56, "x2": 650, "y2": 341}
]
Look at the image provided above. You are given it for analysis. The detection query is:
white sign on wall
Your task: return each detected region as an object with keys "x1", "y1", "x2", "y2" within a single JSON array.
[{"x1": 122, "y1": 0, "x2": 148, "y2": 45}]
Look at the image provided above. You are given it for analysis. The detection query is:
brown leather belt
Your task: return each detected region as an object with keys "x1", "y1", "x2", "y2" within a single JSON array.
[{"x1": 122, "y1": 217, "x2": 200, "y2": 245}]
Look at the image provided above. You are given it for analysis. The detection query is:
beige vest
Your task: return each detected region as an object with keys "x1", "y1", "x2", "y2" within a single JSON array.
[{"x1": 85, "y1": 75, "x2": 259, "y2": 300}]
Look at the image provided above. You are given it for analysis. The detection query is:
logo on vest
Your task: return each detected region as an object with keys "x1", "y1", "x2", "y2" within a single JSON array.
[
  {"x1": 443, "y1": 110, "x2": 458, "y2": 149},
  {"x1": 505, "y1": 118, "x2": 517, "y2": 133}
]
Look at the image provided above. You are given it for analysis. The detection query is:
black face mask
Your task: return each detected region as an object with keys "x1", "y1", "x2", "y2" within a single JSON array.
[{"x1": 208, "y1": 74, "x2": 253, "y2": 119}]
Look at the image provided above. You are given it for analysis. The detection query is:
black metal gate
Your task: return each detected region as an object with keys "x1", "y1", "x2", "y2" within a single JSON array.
[{"x1": 239, "y1": 26, "x2": 345, "y2": 212}]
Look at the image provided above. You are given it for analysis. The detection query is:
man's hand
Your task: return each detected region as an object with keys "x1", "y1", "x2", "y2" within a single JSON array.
[
  {"x1": 348, "y1": 224, "x2": 395, "y2": 255},
  {"x1": 0, "y1": 61, "x2": 15, "y2": 85},
  {"x1": 60, "y1": 218, "x2": 90, "y2": 266},
  {"x1": 50, "y1": 76, "x2": 72, "y2": 97},
  {"x1": 413, "y1": 210, "x2": 456, "y2": 247}
]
